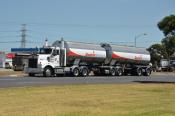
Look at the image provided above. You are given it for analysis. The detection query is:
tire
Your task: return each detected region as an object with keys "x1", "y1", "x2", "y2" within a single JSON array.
[
  {"x1": 116, "y1": 68, "x2": 123, "y2": 76},
  {"x1": 28, "y1": 73, "x2": 35, "y2": 77},
  {"x1": 43, "y1": 67, "x2": 53, "y2": 77},
  {"x1": 72, "y1": 68, "x2": 80, "y2": 77},
  {"x1": 110, "y1": 68, "x2": 116, "y2": 76},
  {"x1": 136, "y1": 68, "x2": 142, "y2": 76},
  {"x1": 144, "y1": 68, "x2": 151, "y2": 76},
  {"x1": 81, "y1": 67, "x2": 89, "y2": 77}
]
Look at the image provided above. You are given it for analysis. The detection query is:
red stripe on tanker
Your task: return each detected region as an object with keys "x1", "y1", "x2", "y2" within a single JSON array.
[
  {"x1": 112, "y1": 51, "x2": 150, "y2": 61},
  {"x1": 67, "y1": 48, "x2": 150, "y2": 61},
  {"x1": 67, "y1": 49, "x2": 81, "y2": 57},
  {"x1": 112, "y1": 52, "x2": 128, "y2": 60},
  {"x1": 67, "y1": 48, "x2": 106, "y2": 58}
]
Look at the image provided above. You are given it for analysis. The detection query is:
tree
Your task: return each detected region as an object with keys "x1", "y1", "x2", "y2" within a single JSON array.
[
  {"x1": 157, "y1": 14, "x2": 175, "y2": 56},
  {"x1": 147, "y1": 14, "x2": 175, "y2": 68},
  {"x1": 162, "y1": 36, "x2": 175, "y2": 57},
  {"x1": 147, "y1": 44, "x2": 168, "y2": 66},
  {"x1": 158, "y1": 15, "x2": 175, "y2": 36}
]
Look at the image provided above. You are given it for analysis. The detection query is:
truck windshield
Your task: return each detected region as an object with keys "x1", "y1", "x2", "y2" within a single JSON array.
[{"x1": 39, "y1": 48, "x2": 52, "y2": 54}]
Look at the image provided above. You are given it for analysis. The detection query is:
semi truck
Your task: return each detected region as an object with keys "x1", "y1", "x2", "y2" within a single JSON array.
[{"x1": 25, "y1": 38, "x2": 151, "y2": 77}]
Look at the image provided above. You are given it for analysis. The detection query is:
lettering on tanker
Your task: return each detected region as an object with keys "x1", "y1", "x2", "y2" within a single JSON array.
[
  {"x1": 135, "y1": 55, "x2": 142, "y2": 60},
  {"x1": 85, "y1": 50, "x2": 96, "y2": 57}
]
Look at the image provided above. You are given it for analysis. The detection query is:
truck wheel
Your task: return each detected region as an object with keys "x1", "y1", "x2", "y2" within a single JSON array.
[
  {"x1": 72, "y1": 68, "x2": 80, "y2": 77},
  {"x1": 110, "y1": 68, "x2": 116, "y2": 76},
  {"x1": 81, "y1": 68, "x2": 89, "y2": 77},
  {"x1": 28, "y1": 73, "x2": 35, "y2": 77},
  {"x1": 144, "y1": 68, "x2": 151, "y2": 76},
  {"x1": 136, "y1": 68, "x2": 142, "y2": 76},
  {"x1": 116, "y1": 68, "x2": 123, "y2": 76},
  {"x1": 43, "y1": 67, "x2": 53, "y2": 77}
]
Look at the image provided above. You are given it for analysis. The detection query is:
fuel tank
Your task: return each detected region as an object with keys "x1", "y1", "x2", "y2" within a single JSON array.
[
  {"x1": 52, "y1": 40, "x2": 106, "y2": 65},
  {"x1": 110, "y1": 44, "x2": 150, "y2": 65},
  {"x1": 52, "y1": 40, "x2": 150, "y2": 65}
]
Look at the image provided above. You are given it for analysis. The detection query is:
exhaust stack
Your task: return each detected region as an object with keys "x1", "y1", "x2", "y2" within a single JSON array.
[
  {"x1": 61, "y1": 37, "x2": 64, "y2": 49},
  {"x1": 44, "y1": 38, "x2": 48, "y2": 47}
]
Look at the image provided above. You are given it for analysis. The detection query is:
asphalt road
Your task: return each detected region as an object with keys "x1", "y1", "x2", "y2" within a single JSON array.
[{"x1": 0, "y1": 75, "x2": 175, "y2": 88}]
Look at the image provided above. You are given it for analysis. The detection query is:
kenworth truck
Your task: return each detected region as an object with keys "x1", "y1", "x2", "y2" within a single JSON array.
[{"x1": 25, "y1": 38, "x2": 151, "y2": 77}]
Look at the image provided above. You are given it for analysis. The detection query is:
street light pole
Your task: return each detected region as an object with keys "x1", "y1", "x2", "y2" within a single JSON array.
[{"x1": 134, "y1": 33, "x2": 147, "y2": 47}]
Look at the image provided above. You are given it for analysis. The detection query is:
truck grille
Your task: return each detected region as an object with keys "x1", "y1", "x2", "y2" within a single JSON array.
[{"x1": 28, "y1": 58, "x2": 37, "y2": 68}]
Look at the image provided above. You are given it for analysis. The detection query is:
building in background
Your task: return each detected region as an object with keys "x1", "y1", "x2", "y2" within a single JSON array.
[
  {"x1": 11, "y1": 48, "x2": 39, "y2": 54},
  {"x1": 5, "y1": 53, "x2": 15, "y2": 69},
  {"x1": 11, "y1": 48, "x2": 39, "y2": 71},
  {"x1": 0, "y1": 51, "x2": 5, "y2": 68}
]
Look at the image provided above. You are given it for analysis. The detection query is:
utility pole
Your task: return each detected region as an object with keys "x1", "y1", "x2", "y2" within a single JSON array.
[{"x1": 21, "y1": 24, "x2": 26, "y2": 48}]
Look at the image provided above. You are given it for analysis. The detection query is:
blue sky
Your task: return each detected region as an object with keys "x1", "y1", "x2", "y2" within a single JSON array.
[{"x1": 0, "y1": 0, "x2": 175, "y2": 52}]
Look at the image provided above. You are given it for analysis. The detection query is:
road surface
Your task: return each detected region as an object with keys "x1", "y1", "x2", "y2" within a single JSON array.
[{"x1": 0, "y1": 75, "x2": 175, "y2": 88}]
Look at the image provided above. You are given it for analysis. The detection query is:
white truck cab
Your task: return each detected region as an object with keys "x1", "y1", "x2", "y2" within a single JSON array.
[{"x1": 25, "y1": 47, "x2": 61, "y2": 76}]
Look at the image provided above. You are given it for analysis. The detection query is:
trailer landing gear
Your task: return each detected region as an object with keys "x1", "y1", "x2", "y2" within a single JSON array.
[{"x1": 28, "y1": 73, "x2": 35, "y2": 77}]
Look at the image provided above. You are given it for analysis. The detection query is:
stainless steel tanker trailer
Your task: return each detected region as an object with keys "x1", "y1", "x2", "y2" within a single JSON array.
[{"x1": 25, "y1": 38, "x2": 151, "y2": 77}]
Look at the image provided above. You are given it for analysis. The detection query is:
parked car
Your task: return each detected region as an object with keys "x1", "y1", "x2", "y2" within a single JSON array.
[{"x1": 5, "y1": 59, "x2": 13, "y2": 69}]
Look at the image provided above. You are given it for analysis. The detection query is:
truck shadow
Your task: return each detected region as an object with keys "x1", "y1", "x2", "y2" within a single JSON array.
[{"x1": 133, "y1": 81, "x2": 175, "y2": 84}]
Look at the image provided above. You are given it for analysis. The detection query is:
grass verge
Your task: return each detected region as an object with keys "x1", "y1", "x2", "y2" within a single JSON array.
[
  {"x1": 0, "y1": 84, "x2": 175, "y2": 116},
  {"x1": 0, "y1": 70, "x2": 24, "y2": 77}
]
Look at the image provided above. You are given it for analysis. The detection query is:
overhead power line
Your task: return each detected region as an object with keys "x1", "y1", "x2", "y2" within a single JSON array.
[
  {"x1": 109, "y1": 41, "x2": 161, "y2": 46},
  {"x1": 0, "y1": 31, "x2": 19, "y2": 33},
  {"x1": 0, "y1": 22, "x2": 156, "y2": 28},
  {"x1": 27, "y1": 23, "x2": 155, "y2": 28},
  {"x1": 0, "y1": 40, "x2": 43, "y2": 44},
  {"x1": 0, "y1": 41, "x2": 20, "y2": 43},
  {"x1": 0, "y1": 35, "x2": 20, "y2": 38}
]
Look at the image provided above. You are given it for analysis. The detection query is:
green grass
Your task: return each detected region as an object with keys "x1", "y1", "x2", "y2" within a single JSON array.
[{"x1": 0, "y1": 84, "x2": 175, "y2": 116}]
